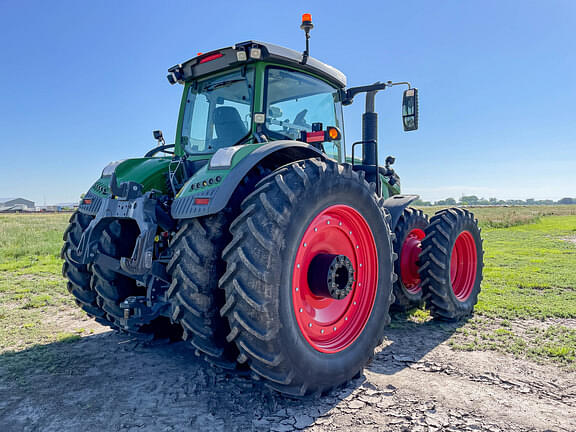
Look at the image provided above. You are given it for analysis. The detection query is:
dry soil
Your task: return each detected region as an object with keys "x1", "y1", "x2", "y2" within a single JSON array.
[{"x1": 0, "y1": 318, "x2": 574, "y2": 432}]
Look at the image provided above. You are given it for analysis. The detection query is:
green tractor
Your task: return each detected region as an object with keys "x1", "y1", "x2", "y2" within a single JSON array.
[{"x1": 62, "y1": 15, "x2": 483, "y2": 396}]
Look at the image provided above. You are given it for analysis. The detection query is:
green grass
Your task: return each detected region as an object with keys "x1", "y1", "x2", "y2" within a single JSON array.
[
  {"x1": 422, "y1": 204, "x2": 576, "y2": 230},
  {"x1": 0, "y1": 213, "x2": 94, "y2": 351},
  {"x1": 450, "y1": 319, "x2": 576, "y2": 368},
  {"x1": 0, "y1": 213, "x2": 70, "y2": 274},
  {"x1": 477, "y1": 216, "x2": 576, "y2": 319}
]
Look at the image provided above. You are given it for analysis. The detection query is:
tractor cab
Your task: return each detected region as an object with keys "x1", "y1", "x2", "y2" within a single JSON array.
[
  {"x1": 168, "y1": 40, "x2": 347, "y2": 162},
  {"x1": 163, "y1": 21, "x2": 419, "y2": 203}
]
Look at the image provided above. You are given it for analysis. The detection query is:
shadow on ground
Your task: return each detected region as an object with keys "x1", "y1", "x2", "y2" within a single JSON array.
[
  {"x1": 370, "y1": 314, "x2": 467, "y2": 376},
  {"x1": 0, "y1": 315, "x2": 464, "y2": 432}
]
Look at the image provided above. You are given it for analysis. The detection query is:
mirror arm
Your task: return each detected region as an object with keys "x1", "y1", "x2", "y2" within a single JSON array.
[
  {"x1": 343, "y1": 81, "x2": 412, "y2": 105},
  {"x1": 386, "y1": 81, "x2": 411, "y2": 89}
]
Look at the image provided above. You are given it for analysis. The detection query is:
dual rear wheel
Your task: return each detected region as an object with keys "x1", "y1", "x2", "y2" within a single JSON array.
[
  {"x1": 419, "y1": 208, "x2": 484, "y2": 320},
  {"x1": 391, "y1": 206, "x2": 483, "y2": 319},
  {"x1": 169, "y1": 158, "x2": 395, "y2": 396},
  {"x1": 167, "y1": 160, "x2": 484, "y2": 396},
  {"x1": 393, "y1": 204, "x2": 483, "y2": 320}
]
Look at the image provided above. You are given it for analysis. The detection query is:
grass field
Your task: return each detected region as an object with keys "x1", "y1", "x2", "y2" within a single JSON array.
[
  {"x1": 1, "y1": 206, "x2": 575, "y2": 367},
  {"x1": 0, "y1": 214, "x2": 92, "y2": 352}
]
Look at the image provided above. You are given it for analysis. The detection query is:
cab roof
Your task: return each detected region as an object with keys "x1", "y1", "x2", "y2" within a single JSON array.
[{"x1": 167, "y1": 40, "x2": 347, "y2": 88}]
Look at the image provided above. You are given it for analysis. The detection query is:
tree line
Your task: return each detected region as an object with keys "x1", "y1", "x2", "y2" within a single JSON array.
[{"x1": 413, "y1": 196, "x2": 576, "y2": 207}]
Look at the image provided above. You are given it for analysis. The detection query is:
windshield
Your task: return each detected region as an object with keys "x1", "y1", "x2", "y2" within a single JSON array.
[{"x1": 181, "y1": 68, "x2": 254, "y2": 154}]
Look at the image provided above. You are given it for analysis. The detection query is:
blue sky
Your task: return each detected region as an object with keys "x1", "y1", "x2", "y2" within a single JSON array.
[{"x1": 1, "y1": 0, "x2": 574, "y2": 204}]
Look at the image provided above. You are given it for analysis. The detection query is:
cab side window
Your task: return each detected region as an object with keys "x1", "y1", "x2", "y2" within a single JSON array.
[{"x1": 265, "y1": 68, "x2": 343, "y2": 161}]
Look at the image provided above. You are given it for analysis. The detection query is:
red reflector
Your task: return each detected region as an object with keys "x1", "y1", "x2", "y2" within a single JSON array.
[
  {"x1": 199, "y1": 53, "x2": 223, "y2": 64},
  {"x1": 305, "y1": 131, "x2": 325, "y2": 143},
  {"x1": 83, "y1": 199, "x2": 92, "y2": 205},
  {"x1": 194, "y1": 198, "x2": 210, "y2": 205}
]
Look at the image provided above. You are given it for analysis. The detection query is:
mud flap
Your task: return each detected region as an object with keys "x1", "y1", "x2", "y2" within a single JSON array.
[{"x1": 382, "y1": 194, "x2": 419, "y2": 231}]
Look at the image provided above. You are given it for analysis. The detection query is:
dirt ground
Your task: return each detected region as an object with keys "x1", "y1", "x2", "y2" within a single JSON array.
[{"x1": 0, "y1": 315, "x2": 574, "y2": 432}]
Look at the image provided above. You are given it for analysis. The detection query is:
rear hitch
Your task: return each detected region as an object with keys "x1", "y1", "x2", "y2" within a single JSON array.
[
  {"x1": 119, "y1": 295, "x2": 170, "y2": 330},
  {"x1": 75, "y1": 175, "x2": 174, "y2": 279}
]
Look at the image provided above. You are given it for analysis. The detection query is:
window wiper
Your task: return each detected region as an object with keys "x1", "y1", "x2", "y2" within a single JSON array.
[{"x1": 204, "y1": 79, "x2": 245, "y2": 92}]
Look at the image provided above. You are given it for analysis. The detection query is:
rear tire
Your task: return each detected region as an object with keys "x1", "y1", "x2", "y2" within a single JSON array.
[
  {"x1": 391, "y1": 208, "x2": 429, "y2": 311},
  {"x1": 167, "y1": 166, "x2": 272, "y2": 369},
  {"x1": 61, "y1": 211, "x2": 110, "y2": 322},
  {"x1": 220, "y1": 159, "x2": 395, "y2": 396},
  {"x1": 419, "y1": 208, "x2": 484, "y2": 320},
  {"x1": 167, "y1": 214, "x2": 240, "y2": 369}
]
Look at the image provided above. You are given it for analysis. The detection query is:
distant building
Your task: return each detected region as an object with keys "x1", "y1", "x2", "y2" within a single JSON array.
[
  {"x1": 55, "y1": 202, "x2": 80, "y2": 211},
  {"x1": 35, "y1": 202, "x2": 79, "y2": 212},
  {"x1": 0, "y1": 198, "x2": 35, "y2": 212}
]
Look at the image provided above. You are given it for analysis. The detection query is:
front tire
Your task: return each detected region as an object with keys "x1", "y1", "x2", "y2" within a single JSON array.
[
  {"x1": 419, "y1": 208, "x2": 484, "y2": 320},
  {"x1": 220, "y1": 159, "x2": 395, "y2": 396}
]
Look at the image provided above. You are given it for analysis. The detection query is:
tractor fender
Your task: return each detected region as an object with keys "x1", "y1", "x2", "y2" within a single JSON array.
[
  {"x1": 171, "y1": 141, "x2": 325, "y2": 219},
  {"x1": 382, "y1": 194, "x2": 420, "y2": 231}
]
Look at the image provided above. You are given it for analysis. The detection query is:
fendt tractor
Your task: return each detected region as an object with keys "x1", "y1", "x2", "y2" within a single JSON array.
[{"x1": 62, "y1": 15, "x2": 483, "y2": 396}]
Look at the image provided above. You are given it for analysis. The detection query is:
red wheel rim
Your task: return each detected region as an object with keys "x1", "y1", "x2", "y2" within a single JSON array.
[
  {"x1": 399, "y1": 228, "x2": 425, "y2": 294},
  {"x1": 450, "y1": 231, "x2": 477, "y2": 301},
  {"x1": 292, "y1": 205, "x2": 378, "y2": 353}
]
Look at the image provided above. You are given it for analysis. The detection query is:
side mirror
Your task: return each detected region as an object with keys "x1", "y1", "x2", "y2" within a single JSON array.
[
  {"x1": 268, "y1": 106, "x2": 283, "y2": 118},
  {"x1": 402, "y1": 88, "x2": 419, "y2": 131},
  {"x1": 153, "y1": 130, "x2": 165, "y2": 145}
]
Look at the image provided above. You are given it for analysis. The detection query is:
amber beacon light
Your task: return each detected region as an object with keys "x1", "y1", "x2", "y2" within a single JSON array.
[{"x1": 300, "y1": 13, "x2": 314, "y2": 64}]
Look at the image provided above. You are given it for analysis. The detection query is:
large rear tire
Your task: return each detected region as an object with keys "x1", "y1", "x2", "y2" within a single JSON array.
[
  {"x1": 220, "y1": 159, "x2": 395, "y2": 396},
  {"x1": 391, "y1": 208, "x2": 429, "y2": 311},
  {"x1": 61, "y1": 211, "x2": 110, "y2": 323},
  {"x1": 419, "y1": 208, "x2": 484, "y2": 320},
  {"x1": 167, "y1": 167, "x2": 271, "y2": 369},
  {"x1": 167, "y1": 214, "x2": 240, "y2": 369}
]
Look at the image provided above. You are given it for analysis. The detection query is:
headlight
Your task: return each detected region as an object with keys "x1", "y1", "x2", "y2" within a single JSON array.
[
  {"x1": 101, "y1": 160, "x2": 125, "y2": 177},
  {"x1": 209, "y1": 147, "x2": 241, "y2": 170}
]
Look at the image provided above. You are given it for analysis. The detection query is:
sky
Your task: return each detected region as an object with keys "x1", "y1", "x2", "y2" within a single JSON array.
[{"x1": 0, "y1": 0, "x2": 574, "y2": 204}]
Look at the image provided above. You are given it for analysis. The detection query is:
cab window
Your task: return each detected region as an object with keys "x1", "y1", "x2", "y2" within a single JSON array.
[
  {"x1": 181, "y1": 68, "x2": 254, "y2": 154},
  {"x1": 264, "y1": 67, "x2": 343, "y2": 161}
]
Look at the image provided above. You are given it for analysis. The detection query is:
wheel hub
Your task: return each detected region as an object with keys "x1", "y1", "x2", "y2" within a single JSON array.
[
  {"x1": 399, "y1": 229, "x2": 425, "y2": 293},
  {"x1": 450, "y1": 231, "x2": 477, "y2": 301},
  {"x1": 308, "y1": 254, "x2": 355, "y2": 300}
]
